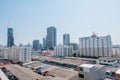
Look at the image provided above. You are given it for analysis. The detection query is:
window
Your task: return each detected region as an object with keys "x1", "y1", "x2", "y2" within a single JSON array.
[
  {"x1": 79, "y1": 67, "x2": 83, "y2": 71},
  {"x1": 79, "y1": 73, "x2": 84, "y2": 78}
]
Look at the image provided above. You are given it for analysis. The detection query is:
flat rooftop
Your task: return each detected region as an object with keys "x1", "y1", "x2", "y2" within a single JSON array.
[
  {"x1": 5, "y1": 64, "x2": 78, "y2": 80},
  {"x1": 5, "y1": 64, "x2": 60, "y2": 80},
  {"x1": 42, "y1": 57, "x2": 97, "y2": 66},
  {"x1": 79, "y1": 64, "x2": 105, "y2": 71},
  {"x1": 47, "y1": 67, "x2": 78, "y2": 80},
  {"x1": 80, "y1": 64, "x2": 95, "y2": 68},
  {"x1": 23, "y1": 61, "x2": 46, "y2": 69},
  {"x1": 116, "y1": 69, "x2": 120, "y2": 74},
  {"x1": 99, "y1": 57, "x2": 120, "y2": 60}
]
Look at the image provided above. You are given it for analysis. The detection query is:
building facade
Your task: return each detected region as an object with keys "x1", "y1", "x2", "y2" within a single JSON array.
[
  {"x1": 63, "y1": 33, "x2": 70, "y2": 45},
  {"x1": 79, "y1": 64, "x2": 106, "y2": 80},
  {"x1": 8, "y1": 46, "x2": 19, "y2": 61},
  {"x1": 19, "y1": 47, "x2": 32, "y2": 62},
  {"x1": 79, "y1": 34, "x2": 112, "y2": 57},
  {"x1": 0, "y1": 46, "x2": 31, "y2": 62},
  {"x1": 116, "y1": 69, "x2": 120, "y2": 80},
  {"x1": 54, "y1": 45, "x2": 73, "y2": 57},
  {"x1": 46, "y1": 26, "x2": 56, "y2": 49},
  {"x1": 99, "y1": 57, "x2": 118, "y2": 67},
  {"x1": 7, "y1": 28, "x2": 14, "y2": 47},
  {"x1": 43, "y1": 37, "x2": 46, "y2": 49},
  {"x1": 0, "y1": 48, "x2": 9, "y2": 59},
  {"x1": 112, "y1": 45, "x2": 120, "y2": 57}
]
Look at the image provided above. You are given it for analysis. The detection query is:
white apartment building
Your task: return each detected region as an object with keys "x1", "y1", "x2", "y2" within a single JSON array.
[
  {"x1": 112, "y1": 45, "x2": 120, "y2": 57},
  {"x1": 19, "y1": 47, "x2": 31, "y2": 62},
  {"x1": 8, "y1": 46, "x2": 19, "y2": 61},
  {"x1": 0, "y1": 48, "x2": 9, "y2": 59},
  {"x1": 79, "y1": 34, "x2": 112, "y2": 57},
  {"x1": 0, "y1": 46, "x2": 32, "y2": 62},
  {"x1": 54, "y1": 45, "x2": 73, "y2": 57}
]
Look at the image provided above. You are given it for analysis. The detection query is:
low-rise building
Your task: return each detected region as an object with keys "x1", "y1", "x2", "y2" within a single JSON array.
[
  {"x1": 54, "y1": 45, "x2": 73, "y2": 57},
  {"x1": 42, "y1": 50, "x2": 54, "y2": 56},
  {"x1": 0, "y1": 48, "x2": 9, "y2": 59},
  {"x1": 78, "y1": 64, "x2": 106, "y2": 80},
  {"x1": 0, "y1": 46, "x2": 32, "y2": 62},
  {"x1": 116, "y1": 69, "x2": 120, "y2": 80},
  {"x1": 99, "y1": 57, "x2": 118, "y2": 67}
]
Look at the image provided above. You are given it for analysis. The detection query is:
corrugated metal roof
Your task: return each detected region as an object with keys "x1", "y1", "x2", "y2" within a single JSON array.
[{"x1": 38, "y1": 65, "x2": 55, "y2": 73}]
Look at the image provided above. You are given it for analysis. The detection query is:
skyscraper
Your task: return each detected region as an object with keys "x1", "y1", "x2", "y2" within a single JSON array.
[
  {"x1": 33, "y1": 40, "x2": 40, "y2": 51},
  {"x1": 46, "y1": 26, "x2": 56, "y2": 49},
  {"x1": 43, "y1": 37, "x2": 46, "y2": 49},
  {"x1": 63, "y1": 33, "x2": 70, "y2": 45},
  {"x1": 7, "y1": 28, "x2": 14, "y2": 47}
]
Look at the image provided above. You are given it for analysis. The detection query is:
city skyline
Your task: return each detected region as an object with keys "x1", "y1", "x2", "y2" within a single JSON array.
[{"x1": 0, "y1": 0, "x2": 120, "y2": 45}]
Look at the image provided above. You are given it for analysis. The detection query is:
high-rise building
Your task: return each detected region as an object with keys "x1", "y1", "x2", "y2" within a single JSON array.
[
  {"x1": 43, "y1": 37, "x2": 46, "y2": 49},
  {"x1": 79, "y1": 34, "x2": 112, "y2": 57},
  {"x1": 7, "y1": 28, "x2": 14, "y2": 47},
  {"x1": 63, "y1": 33, "x2": 70, "y2": 45},
  {"x1": 39, "y1": 43, "x2": 42, "y2": 49},
  {"x1": 33, "y1": 40, "x2": 40, "y2": 51},
  {"x1": 46, "y1": 26, "x2": 56, "y2": 49}
]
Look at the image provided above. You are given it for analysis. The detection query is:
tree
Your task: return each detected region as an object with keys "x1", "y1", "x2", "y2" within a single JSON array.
[{"x1": 73, "y1": 53, "x2": 77, "y2": 57}]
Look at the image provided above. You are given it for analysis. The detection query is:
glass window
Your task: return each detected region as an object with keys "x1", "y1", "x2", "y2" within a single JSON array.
[
  {"x1": 79, "y1": 73, "x2": 84, "y2": 78},
  {"x1": 79, "y1": 67, "x2": 83, "y2": 71}
]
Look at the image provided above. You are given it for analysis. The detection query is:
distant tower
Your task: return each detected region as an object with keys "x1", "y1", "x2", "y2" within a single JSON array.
[
  {"x1": 63, "y1": 33, "x2": 70, "y2": 45},
  {"x1": 33, "y1": 40, "x2": 40, "y2": 51},
  {"x1": 7, "y1": 28, "x2": 14, "y2": 47},
  {"x1": 46, "y1": 26, "x2": 56, "y2": 49},
  {"x1": 43, "y1": 37, "x2": 46, "y2": 49}
]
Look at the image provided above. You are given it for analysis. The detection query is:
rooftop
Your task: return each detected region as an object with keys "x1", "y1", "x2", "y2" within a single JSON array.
[
  {"x1": 5, "y1": 64, "x2": 78, "y2": 80},
  {"x1": 99, "y1": 57, "x2": 120, "y2": 60},
  {"x1": 80, "y1": 64, "x2": 95, "y2": 68},
  {"x1": 47, "y1": 67, "x2": 78, "y2": 80},
  {"x1": 116, "y1": 69, "x2": 120, "y2": 74},
  {"x1": 41, "y1": 57, "x2": 97, "y2": 66}
]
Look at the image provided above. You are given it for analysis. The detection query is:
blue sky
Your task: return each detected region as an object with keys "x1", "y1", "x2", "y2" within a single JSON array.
[{"x1": 0, "y1": 0, "x2": 120, "y2": 45}]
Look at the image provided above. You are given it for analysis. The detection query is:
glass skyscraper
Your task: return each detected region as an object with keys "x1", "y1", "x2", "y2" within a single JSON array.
[
  {"x1": 7, "y1": 28, "x2": 14, "y2": 47},
  {"x1": 42, "y1": 37, "x2": 46, "y2": 49},
  {"x1": 63, "y1": 33, "x2": 70, "y2": 45},
  {"x1": 33, "y1": 40, "x2": 40, "y2": 51},
  {"x1": 46, "y1": 26, "x2": 56, "y2": 49}
]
